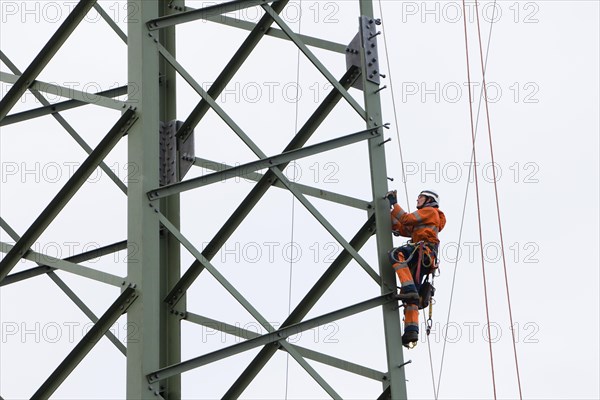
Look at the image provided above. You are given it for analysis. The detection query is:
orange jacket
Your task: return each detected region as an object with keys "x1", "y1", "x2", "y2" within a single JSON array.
[{"x1": 391, "y1": 204, "x2": 446, "y2": 244}]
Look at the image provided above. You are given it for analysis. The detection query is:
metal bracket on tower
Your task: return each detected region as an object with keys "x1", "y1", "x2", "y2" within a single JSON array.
[
  {"x1": 345, "y1": 16, "x2": 381, "y2": 91},
  {"x1": 159, "y1": 120, "x2": 195, "y2": 186}
]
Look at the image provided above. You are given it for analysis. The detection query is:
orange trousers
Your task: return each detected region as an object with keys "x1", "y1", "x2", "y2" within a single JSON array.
[{"x1": 392, "y1": 252, "x2": 419, "y2": 334}]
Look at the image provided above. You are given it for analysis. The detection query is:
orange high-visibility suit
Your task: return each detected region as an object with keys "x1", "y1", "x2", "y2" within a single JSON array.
[{"x1": 390, "y1": 204, "x2": 446, "y2": 336}]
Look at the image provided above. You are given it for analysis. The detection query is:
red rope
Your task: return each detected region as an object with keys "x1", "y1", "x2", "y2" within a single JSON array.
[
  {"x1": 461, "y1": 1, "x2": 497, "y2": 398},
  {"x1": 473, "y1": 2, "x2": 523, "y2": 398}
]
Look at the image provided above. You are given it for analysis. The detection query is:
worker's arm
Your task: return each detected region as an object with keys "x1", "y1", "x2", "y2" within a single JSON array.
[
  {"x1": 391, "y1": 204, "x2": 414, "y2": 237},
  {"x1": 395, "y1": 206, "x2": 442, "y2": 229},
  {"x1": 438, "y1": 210, "x2": 446, "y2": 232}
]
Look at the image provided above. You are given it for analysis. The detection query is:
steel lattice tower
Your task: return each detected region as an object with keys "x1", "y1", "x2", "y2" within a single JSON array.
[{"x1": 0, "y1": 0, "x2": 409, "y2": 398}]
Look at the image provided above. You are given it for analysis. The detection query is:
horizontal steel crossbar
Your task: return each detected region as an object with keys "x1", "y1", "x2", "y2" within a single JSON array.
[
  {"x1": 1, "y1": 240, "x2": 127, "y2": 286},
  {"x1": 184, "y1": 312, "x2": 385, "y2": 381},
  {"x1": 147, "y1": 293, "x2": 393, "y2": 383},
  {"x1": 0, "y1": 73, "x2": 127, "y2": 111},
  {"x1": 147, "y1": 0, "x2": 272, "y2": 30},
  {"x1": 192, "y1": 157, "x2": 371, "y2": 210},
  {"x1": 147, "y1": 127, "x2": 379, "y2": 200},
  {"x1": 0, "y1": 242, "x2": 124, "y2": 287},
  {"x1": 0, "y1": 86, "x2": 128, "y2": 126}
]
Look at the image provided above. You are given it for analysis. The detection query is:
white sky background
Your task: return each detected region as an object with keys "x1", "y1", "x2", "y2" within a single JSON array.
[{"x1": 0, "y1": 0, "x2": 599, "y2": 399}]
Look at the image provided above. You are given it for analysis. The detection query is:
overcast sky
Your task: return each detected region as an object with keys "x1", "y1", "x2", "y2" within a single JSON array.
[{"x1": 1, "y1": 0, "x2": 599, "y2": 399}]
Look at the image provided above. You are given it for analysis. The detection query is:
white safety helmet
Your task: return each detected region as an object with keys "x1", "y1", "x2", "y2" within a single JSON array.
[{"x1": 419, "y1": 190, "x2": 439, "y2": 207}]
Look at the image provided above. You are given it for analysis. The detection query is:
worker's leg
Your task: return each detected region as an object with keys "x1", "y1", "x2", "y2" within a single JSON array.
[
  {"x1": 403, "y1": 302, "x2": 419, "y2": 346},
  {"x1": 390, "y1": 248, "x2": 418, "y2": 295},
  {"x1": 389, "y1": 248, "x2": 420, "y2": 347}
]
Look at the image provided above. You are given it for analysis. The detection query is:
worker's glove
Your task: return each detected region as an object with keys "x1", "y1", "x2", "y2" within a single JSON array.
[{"x1": 386, "y1": 190, "x2": 397, "y2": 207}]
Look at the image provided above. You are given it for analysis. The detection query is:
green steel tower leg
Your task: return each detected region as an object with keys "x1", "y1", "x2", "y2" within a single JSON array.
[
  {"x1": 127, "y1": 0, "x2": 162, "y2": 398},
  {"x1": 159, "y1": 1, "x2": 183, "y2": 398},
  {"x1": 359, "y1": 1, "x2": 409, "y2": 398}
]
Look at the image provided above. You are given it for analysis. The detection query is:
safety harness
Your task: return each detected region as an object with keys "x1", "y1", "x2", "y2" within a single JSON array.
[{"x1": 392, "y1": 241, "x2": 440, "y2": 336}]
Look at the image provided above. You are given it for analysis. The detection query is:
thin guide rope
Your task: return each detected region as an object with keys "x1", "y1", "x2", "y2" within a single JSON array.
[
  {"x1": 285, "y1": 2, "x2": 303, "y2": 398},
  {"x1": 460, "y1": 0, "x2": 497, "y2": 397},
  {"x1": 436, "y1": 1, "x2": 499, "y2": 396},
  {"x1": 474, "y1": 1, "x2": 523, "y2": 398}
]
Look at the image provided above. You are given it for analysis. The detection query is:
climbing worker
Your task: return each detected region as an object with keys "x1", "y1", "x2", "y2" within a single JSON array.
[{"x1": 386, "y1": 189, "x2": 446, "y2": 348}]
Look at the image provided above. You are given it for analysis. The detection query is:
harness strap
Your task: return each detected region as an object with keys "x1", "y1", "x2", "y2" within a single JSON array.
[
  {"x1": 390, "y1": 243, "x2": 420, "y2": 264},
  {"x1": 415, "y1": 242, "x2": 424, "y2": 286}
]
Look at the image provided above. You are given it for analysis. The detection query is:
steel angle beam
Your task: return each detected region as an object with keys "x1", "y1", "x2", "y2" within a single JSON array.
[
  {"x1": 0, "y1": 0, "x2": 97, "y2": 121},
  {"x1": 0, "y1": 242, "x2": 124, "y2": 287},
  {"x1": 0, "y1": 73, "x2": 127, "y2": 111},
  {"x1": 184, "y1": 312, "x2": 385, "y2": 381},
  {"x1": 0, "y1": 265, "x2": 53, "y2": 286},
  {"x1": 0, "y1": 217, "x2": 20, "y2": 242},
  {"x1": 31, "y1": 286, "x2": 137, "y2": 400},
  {"x1": 147, "y1": 293, "x2": 392, "y2": 384},
  {"x1": 164, "y1": 67, "x2": 360, "y2": 307},
  {"x1": 0, "y1": 109, "x2": 137, "y2": 282},
  {"x1": 1, "y1": 240, "x2": 127, "y2": 287},
  {"x1": 192, "y1": 157, "x2": 370, "y2": 210},
  {"x1": 184, "y1": 311, "x2": 338, "y2": 397},
  {"x1": 147, "y1": 0, "x2": 272, "y2": 30},
  {"x1": 224, "y1": 214, "x2": 376, "y2": 397},
  {"x1": 93, "y1": 3, "x2": 127, "y2": 44},
  {"x1": 285, "y1": 344, "x2": 386, "y2": 382},
  {"x1": 194, "y1": 12, "x2": 346, "y2": 53},
  {"x1": 147, "y1": 127, "x2": 379, "y2": 200},
  {"x1": 0, "y1": 86, "x2": 128, "y2": 126}
]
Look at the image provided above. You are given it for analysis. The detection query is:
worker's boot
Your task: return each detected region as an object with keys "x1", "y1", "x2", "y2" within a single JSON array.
[
  {"x1": 402, "y1": 301, "x2": 419, "y2": 349},
  {"x1": 402, "y1": 329, "x2": 419, "y2": 349}
]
